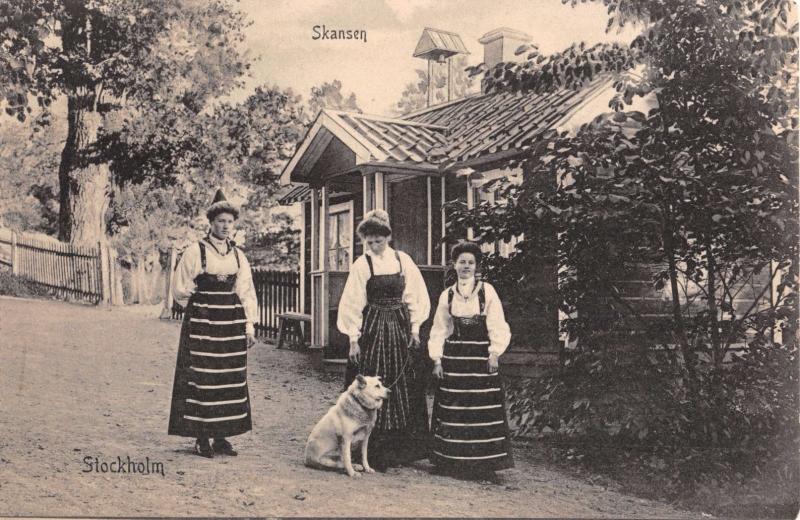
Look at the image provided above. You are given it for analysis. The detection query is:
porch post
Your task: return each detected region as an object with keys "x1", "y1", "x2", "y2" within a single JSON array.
[
  {"x1": 310, "y1": 188, "x2": 319, "y2": 344},
  {"x1": 310, "y1": 188, "x2": 319, "y2": 271},
  {"x1": 440, "y1": 176, "x2": 447, "y2": 266},
  {"x1": 320, "y1": 184, "x2": 330, "y2": 346},
  {"x1": 375, "y1": 172, "x2": 385, "y2": 210},
  {"x1": 426, "y1": 176, "x2": 433, "y2": 265},
  {"x1": 363, "y1": 172, "x2": 374, "y2": 214},
  {"x1": 466, "y1": 179, "x2": 475, "y2": 240},
  {"x1": 299, "y1": 203, "x2": 306, "y2": 314}
]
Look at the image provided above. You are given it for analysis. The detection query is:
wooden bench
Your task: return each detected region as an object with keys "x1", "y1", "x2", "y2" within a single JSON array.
[{"x1": 276, "y1": 312, "x2": 311, "y2": 350}]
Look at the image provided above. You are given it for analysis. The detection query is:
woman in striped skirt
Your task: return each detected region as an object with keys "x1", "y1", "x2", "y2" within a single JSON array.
[
  {"x1": 337, "y1": 209, "x2": 431, "y2": 471},
  {"x1": 168, "y1": 189, "x2": 258, "y2": 458},
  {"x1": 428, "y1": 241, "x2": 513, "y2": 476}
]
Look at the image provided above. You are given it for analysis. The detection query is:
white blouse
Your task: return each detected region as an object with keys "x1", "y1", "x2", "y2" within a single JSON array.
[
  {"x1": 172, "y1": 238, "x2": 258, "y2": 336},
  {"x1": 336, "y1": 246, "x2": 431, "y2": 342},
  {"x1": 427, "y1": 277, "x2": 511, "y2": 362}
]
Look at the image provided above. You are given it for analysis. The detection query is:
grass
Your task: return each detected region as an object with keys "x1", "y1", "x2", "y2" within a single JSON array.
[
  {"x1": 516, "y1": 435, "x2": 799, "y2": 519},
  {"x1": 0, "y1": 268, "x2": 56, "y2": 299}
]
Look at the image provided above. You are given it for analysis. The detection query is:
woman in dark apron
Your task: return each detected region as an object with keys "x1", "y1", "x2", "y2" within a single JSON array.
[
  {"x1": 428, "y1": 241, "x2": 513, "y2": 477},
  {"x1": 337, "y1": 209, "x2": 431, "y2": 471},
  {"x1": 168, "y1": 189, "x2": 258, "y2": 458}
]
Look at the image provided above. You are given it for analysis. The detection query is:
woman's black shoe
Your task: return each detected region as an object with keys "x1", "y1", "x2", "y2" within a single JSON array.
[
  {"x1": 194, "y1": 438, "x2": 214, "y2": 458},
  {"x1": 212, "y1": 438, "x2": 238, "y2": 456}
]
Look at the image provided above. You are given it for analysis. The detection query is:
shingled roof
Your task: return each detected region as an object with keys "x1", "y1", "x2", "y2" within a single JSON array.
[
  {"x1": 331, "y1": 111, "x2": 448, "y2": 164},
  {"x1": 280, "y1": 76, "x2": 614, "y2": 188},
  {"x1": 404, "y1": 76, "x2": 612, "y2": 166}
]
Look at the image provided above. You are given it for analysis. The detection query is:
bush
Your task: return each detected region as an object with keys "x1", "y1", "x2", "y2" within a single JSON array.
[
  {"x1": 507, "y1": 341, "x2": 799, "y2": 509},
  {"x1": 0, "y1": 269, "x2": 55, "y2": 299}
]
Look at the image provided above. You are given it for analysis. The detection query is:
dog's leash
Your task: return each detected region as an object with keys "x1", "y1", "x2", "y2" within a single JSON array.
[
  {"x1": 355, "y1": 338, "x2": 418, "y2": 390},
  {"x1": 384, "y1": 339, "x2": 417, "y2": 389}
]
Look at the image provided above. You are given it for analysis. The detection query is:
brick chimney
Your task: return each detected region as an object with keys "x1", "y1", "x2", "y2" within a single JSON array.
[{"x1": 478, "y1": 27, "x2": 533, "y2": 70}]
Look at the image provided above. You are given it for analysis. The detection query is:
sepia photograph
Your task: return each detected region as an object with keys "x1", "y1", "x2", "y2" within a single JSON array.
[{"x1": 0, "y1": 0, "x2": 797, "y2": 518}]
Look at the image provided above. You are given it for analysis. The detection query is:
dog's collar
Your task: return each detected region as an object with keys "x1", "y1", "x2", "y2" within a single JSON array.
[{"x1": 352, "y1": 389, "x2": 381, "y2": 411}]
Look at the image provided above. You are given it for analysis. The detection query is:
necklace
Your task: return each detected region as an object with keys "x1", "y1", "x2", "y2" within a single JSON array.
[
  {"x1": 204, "y1": 235, "x2": 231, "y2": 256},
  {"x1": 455, "y1": 280, "x2": 479, "y2": 301}
]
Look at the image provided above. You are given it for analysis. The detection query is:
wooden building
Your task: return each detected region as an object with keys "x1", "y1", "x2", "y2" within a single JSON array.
[{"x1": 278, "y1": 28, "x2": 620, "y2": 370}]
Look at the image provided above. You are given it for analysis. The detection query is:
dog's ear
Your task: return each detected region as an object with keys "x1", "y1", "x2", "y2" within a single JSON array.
[{"x1": 356, "y1": 374, "x2": 366, "y2": 386}]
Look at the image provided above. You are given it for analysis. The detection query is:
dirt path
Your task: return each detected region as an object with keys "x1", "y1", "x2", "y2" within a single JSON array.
[{"x1": 0, "y1": 297, "x2": 695, "y2": 517}]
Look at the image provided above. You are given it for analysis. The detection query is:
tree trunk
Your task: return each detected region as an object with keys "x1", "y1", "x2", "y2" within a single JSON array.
[
  {"x1": 705, "y1": 238, "x2": 723, "y2": 370},
  {"x1": 58, "y1": 97, "x2": 110, "y2": 246},
  {"x1": 58, "y1": 3, "x2": 110, "y2": 247},
  {"x1": 661, "y1": 200, "x2": 695, "y2": 376}
]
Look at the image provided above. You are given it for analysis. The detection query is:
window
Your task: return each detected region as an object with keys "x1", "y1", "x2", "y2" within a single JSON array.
[{"x1": 326, "y1": 203, "x2": 352, "y2": 271}]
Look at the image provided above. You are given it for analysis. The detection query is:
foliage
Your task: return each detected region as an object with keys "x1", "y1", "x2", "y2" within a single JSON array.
[
  {"x1": 395, "y1": 55, "x2": 474, "y2": 114},
  {"x1": 0, "y1": 0, "x2": 251, "y2": 243},
  {"x1": 245, "y1": 212, "x2": 300, "y2": 270},
  {"x1": 307, "y1": 79, "x2": 361, "y2": 118},
  {"x1": 449, "y1": 0, "x2": 799, "y2": 505},
  {"x1": 0, "y1": 268, "x2": 56, "y2": 299},
  {"x1": 0, "y1": 115, "x2": 62, "y2": 234}
]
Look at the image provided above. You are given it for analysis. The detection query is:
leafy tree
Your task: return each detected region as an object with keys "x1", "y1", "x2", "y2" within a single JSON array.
[
  {"x1": 396, "y1": 54, "x2": 474, "y2": 114},
  {"x1": 0, "y1": 114, "x2": 62, "y2": 233},
  {"x1": 245, "y1": 212, "x2": 300, "y2": 269},
  {"x1": 107, "y1": 84, "x2": 307, "y2": 272},
  {"x1": 450, "y1": 0, "x2": 798, "y2": 480},
  {"x1": 0, "y1": 0, "x2": 250, "y2": 245},
  {"x1": 307, "y1": 79, "x2": 361, "y2": 117}
]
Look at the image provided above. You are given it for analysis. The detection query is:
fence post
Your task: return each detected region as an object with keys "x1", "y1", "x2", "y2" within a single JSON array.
[
  {"x1": 11, "y1": 231, "x2": 18, "y2": 275},
  {"x1": 160, "y1": 247, "x2": 177, "y2": 319},
  {"x1": 98, "y1": 241, "x2": 111, "y2": 307},
  {"x1": 109, "y1": 247, "x2": 123, "y2": 305}
]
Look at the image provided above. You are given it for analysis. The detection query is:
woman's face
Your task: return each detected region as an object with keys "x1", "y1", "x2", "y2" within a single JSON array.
[
  {"x1": 210, "y1": 213, "x2": 235, "y2": 240},
  {"x1": 454, "y1": 252, "x2": 477, "y2": 280},
  {"x1": 364, "y1": 234, "x2": 389, "y2": 255}
]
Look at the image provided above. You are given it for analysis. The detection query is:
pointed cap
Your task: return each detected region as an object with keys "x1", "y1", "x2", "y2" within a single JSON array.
[
  {"x1": 212, "y1": 188, "x2": 227, "y2": 204},
  {"x1": 206, "y1": 188, "x2": 239, "y2": 221}
]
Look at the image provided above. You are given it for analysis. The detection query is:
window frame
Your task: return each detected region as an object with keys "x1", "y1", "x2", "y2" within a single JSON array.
[{"x1": 321, "y1": 200, "x2": 354, "y2": 272}]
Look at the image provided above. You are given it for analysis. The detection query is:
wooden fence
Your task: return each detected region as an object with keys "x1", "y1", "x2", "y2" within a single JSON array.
[
  {"x1": 168, "y1": 260, "x2": 302, "y2": 342},
  {"x1": 0, "y1": 228, "x2": 121, "y2": 305}
]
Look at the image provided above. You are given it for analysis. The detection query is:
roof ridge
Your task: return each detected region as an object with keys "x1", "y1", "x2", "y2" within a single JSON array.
[
  {"x1": 422, "y1": 26, "x2": 463, "y2": 36},
  {"x1": 401, "y1": 92, "x2": 489, "y2": 119},
  {"x1": 325, "y1": 109, "x2": 448, "y2": 130}
]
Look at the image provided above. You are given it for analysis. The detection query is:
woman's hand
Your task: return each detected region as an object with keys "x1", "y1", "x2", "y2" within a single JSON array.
[
  {"x1": 409, "y1": 331, "x2": 421, "y2": 350},
  {"x1": 488, "y1": 353, "x2": 499, "y2": 374},
  {"x1": 246, "y1": 333, "x2": 256, "y2": 349},
  {"x1": 348, "y1": 340, "x2": 361, "y2": 365},
  {"x1": 432, "y1": 361, "x2": 444, "y2": 379}
]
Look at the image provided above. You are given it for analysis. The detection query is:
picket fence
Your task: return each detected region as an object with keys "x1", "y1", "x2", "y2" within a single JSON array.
[{"x1": 0, "y1": 228, "x2": 120, "y2": 305}]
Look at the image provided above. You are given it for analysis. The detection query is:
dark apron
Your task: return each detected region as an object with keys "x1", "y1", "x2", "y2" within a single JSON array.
[
  {"x1": 345, "y1": 252, "x2": 429, "y2": 465},
  {"x1": 430, "y1": 283, "x2": 514, "y2": 471},
  {"x1": 168, "y1": 242, "x2": 252, "y2": 438}
]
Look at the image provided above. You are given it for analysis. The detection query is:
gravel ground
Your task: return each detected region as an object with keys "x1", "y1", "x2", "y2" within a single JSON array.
[{"x1": 0, "y1": 297, "x2": 695, "y2": 518}]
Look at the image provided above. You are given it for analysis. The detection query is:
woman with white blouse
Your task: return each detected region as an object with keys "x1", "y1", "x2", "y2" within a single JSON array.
[
  {"x1": 168, "y1": 189, "x2": 258, "y2": 459},
  {"x1": 337, "y1": 209, "x2": 431, "y2": 471},
  {"x1": 428, "y1": 241, "x2": 514, "y2": 476}
]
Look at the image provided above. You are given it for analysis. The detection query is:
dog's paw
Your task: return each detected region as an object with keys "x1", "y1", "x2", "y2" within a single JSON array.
[
  {"x1": 363, "y1": 466, "x2": 376, "y2": 474},
  {"x1": 352, "y1": 463, "x2": 364, "y2": 472},
  {"x1": 346, "y1": 470, "x2": 362, "y2": 478}
]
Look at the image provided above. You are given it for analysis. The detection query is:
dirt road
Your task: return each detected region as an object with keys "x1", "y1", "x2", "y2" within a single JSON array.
[{"x1": 0, "y1": 297, "x2": 694, "y2": 517}]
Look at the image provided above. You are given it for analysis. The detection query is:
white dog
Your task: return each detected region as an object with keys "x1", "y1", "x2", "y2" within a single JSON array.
[{"x1": 304, "y1": 374, "x2": 389, "y2": 477}]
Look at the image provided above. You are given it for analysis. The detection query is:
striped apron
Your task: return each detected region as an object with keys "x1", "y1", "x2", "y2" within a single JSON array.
[
  {"x1": 168, "y1": 242, "x2": 252, "y2": 438},
  {"x1": 430, "y1": 284, "x2": 514, "y2": 471},
  {"x1": 344, "y1": 251, "x2": 429, "y2": 465}
]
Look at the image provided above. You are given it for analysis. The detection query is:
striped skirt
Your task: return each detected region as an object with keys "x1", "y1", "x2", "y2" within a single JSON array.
[
  {"x1": 430, "y1": 335, "x2": 513, "y2": 471},
  {"x1": 168, "y1": 283, "x2": 252, "y2": 438}
]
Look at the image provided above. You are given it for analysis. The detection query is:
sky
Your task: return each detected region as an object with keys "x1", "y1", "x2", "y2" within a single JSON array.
[{"x1": 232, "y1": 0, "x2": 641, "y2": 115}]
